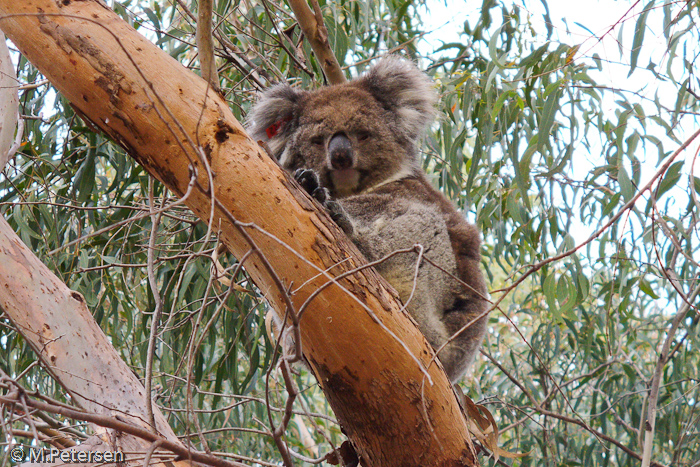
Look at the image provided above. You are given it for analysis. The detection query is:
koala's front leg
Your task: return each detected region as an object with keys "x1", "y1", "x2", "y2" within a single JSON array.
[{"x1": 293, "y1": 169, "x2": 354, "y2": 235}]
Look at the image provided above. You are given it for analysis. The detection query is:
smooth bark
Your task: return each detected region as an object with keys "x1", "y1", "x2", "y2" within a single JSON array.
[{"x1": 0, "y1": 217, "x2": 195, "y2": 467}]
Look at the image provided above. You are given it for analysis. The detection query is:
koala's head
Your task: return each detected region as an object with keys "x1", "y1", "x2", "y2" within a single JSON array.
[{"x1": 246, "y1": 56, "x2": 437, "y2": 197}]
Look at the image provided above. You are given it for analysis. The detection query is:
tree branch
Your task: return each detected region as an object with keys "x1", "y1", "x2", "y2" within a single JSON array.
[
  {"x1": 195, "y1": 0, "x2": 220, "y2": 92},
  {"x1": 641, "y1": 283, "x2": 700, "y2": 467},
  {"x1": 0, "y1": 390, "x2": 248, "y2": 467},
  {"x1": 286, "y1": 0, "x2": 346, "y2": 84},
  {"x1": 482, "y1": 352, "x2": 667, "y2": 467}
]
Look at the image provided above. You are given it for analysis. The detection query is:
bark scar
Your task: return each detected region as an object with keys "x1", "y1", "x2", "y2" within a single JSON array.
[{"x1": 38, "y1": 11, "x2": 138, "y2": 136}]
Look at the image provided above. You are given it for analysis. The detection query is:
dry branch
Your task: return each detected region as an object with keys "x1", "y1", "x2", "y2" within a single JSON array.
[
  {"x1": 0, "y1": 1, "x2": 476, "y2": 466},
  {"x1": 195, "y1": 0, "x2": 220, "y2": 92},
  {"x1": 286, "y1": 0, "x2": 346, "y2": 84},
  {"x1": 0, "y1": 388, "x2": 248, "y2": 467},
  {"x1": 641, "y1": 282, "x2": 700, "y2": 467}
]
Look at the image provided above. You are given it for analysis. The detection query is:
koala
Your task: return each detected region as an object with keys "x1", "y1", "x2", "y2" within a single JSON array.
[{"x1": 247, "y1": 56, "x2": 489, "y2": 383}]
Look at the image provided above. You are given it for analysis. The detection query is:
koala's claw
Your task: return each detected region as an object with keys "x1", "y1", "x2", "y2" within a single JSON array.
[
  {"x1": 293, "y1": 168, "x2": 353, "y2": 234},
  {"x1": 311, "y1": 187, "x2": 330, "y2": 204},
  {"x1": 294, "y1": 168, "x2": 319, "y2": 191},
  {"x1": 294, "y1": 168, "x2": 329, "y2": 204},
  {"x1": 326, "y1": 200, "x2": 354, "y2": 235}
]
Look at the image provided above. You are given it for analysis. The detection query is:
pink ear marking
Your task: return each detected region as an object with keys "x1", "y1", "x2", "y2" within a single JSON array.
[
  {"x1": 265, "y1": 121, "x2": 282, "y2": 138},
  {"x1": 265, "y1": 116, "x2": 292, "y2": 139}
]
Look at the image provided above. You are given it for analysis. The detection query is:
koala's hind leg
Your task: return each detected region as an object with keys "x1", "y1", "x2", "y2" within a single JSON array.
[
  {"x1": 438, "y1": 297, "x2": 489, "y2": 382},
  {"x1": 293, "y1": 169, "x2": 354, "y2": 234}
]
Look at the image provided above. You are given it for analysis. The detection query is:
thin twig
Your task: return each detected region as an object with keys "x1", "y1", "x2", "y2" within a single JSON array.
[
  {"x1": 144, "y1": 178, "x2": 164, "y2": 433},
  {"x1": 265, "y1": 360, "x2": 297, "y2": 467},
  {"x1": 0, "y1": 393, "x2": 249, "y2": 467},
  {"x1": 481, "y1": 353, "x2": 666, "y2": 467},
  {"x1": 172, "y1": 0, "x2": 269, "y2": 88},
  {"x1": 142, "y1": 440, "x2": 163, "y2": 467},
  {"x1": 48, "y1": 176, "x2": 197, "y2": 255}
]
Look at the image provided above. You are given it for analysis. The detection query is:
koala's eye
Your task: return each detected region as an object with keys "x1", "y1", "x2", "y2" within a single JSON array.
[
  {"x1": 310, "y1": 136, "x2": 324, "y2": 146},
  {"x1": 357, "y1": 131, "x2": 371, "y2": 142}
]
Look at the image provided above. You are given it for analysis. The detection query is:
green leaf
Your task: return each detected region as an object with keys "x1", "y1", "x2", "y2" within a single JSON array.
[
  {"x1": 629, "y1": 0, "x2": 655, "y2": 76},
  {"x1": 602, "y1": 192, "x2": 622, "y2": 216},
  {"x1": 655, "y1": 160, "x2": 683, "y2": 199},
  {"x1": 509, "y1": 132, "x2": 532, "y2": 211},
  {"x1": 519, "y1": 43, "x2": 549, "y2": 69},
  {"x1": 618, "y1": 166, "x2": 635, "y2": 202},
  {"x1": 488, "y1": 24, "x2": 507, "y2": 69},
  {"x1": 506, "y1": 189, "x2": 524, "y2": 224},
  {"x1": 73, "y1": 151, "x2": 96, "y2": 204},
  {"x1": 537, "y1": 83, "x2": 562, "y2": 154},
  {"x1": 491, "y1": 90, "x2": 517, "y2": 122},
  {"x1": 638, "y1": 278, "x2": 660, "y2": 299},
  {"x1": 544, "y1": 273, "x2": 558, "y2": 321},
  {"x1": 557, "y1": 274, "x2": 576, "y2": 320},
  {"x1": 143, "y1": 7, "x2": 162, "y2": 41},
  {"x1": 12, "y1": 205, "x2": 42, "y2": 242}
]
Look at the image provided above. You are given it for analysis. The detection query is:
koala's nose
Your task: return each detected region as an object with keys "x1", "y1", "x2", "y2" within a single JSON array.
[{"x1": 328, "y1": 133, "x2": 354, "y2": 170}]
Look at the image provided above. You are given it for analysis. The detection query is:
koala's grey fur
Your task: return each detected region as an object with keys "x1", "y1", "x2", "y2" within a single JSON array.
[{"x1": 247, "y1": 56, "x2": 489, "y2": 383}]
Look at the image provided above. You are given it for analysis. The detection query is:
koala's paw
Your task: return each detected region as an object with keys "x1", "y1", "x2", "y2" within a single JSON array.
[
  {"x1": 326, "y1": 200, "x2": 354, "y2": 236},
  {"x1": 293, "y1": 168, "x2": 354, "y2": 236},
  {"x1": 294, "y1": 168, "x2": 329, "y2": 205}
]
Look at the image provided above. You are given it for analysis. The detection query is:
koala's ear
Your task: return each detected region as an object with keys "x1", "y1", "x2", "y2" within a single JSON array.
[
  {"x1": 358, "y1": 56, "x2": 438, "y2": 139},
  {"x1": 246, "y1": 84, "x2": 303, "y2": 159}
]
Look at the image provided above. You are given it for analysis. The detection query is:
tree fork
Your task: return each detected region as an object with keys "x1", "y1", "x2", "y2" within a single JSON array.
[{"x1": 0, "y1": 1, "x2": 477, "y2": 465}]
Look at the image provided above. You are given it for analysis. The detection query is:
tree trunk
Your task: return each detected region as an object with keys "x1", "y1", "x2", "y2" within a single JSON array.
[
  {"x1": 0, "y1": 1, "x2": 477, "y2": 465},
  {"x1": 0, "y1": 217, "x2": 224, "y2": 467}
]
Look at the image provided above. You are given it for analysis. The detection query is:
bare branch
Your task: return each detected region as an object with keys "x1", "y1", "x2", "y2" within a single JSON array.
[
  {"x1": 481, "y1": 353, "x2": 667, "y2": 467},
  {"x1": 0, "y1": 391, "x2": 249, "y2": 467},
  {"x1": 145, "y1": 178, "x2": 164, "y2": 433},
  {"x1": 641, "y1": 283, "x2": 700, "y2": 467},
  {"x1": 172, "y1": 0, "x2": 269, "y2": 89},
  {"x1": 195, "y1": 0, "x2": 220, "y2": 92},
  {"x1": 286, "y1": 0, "x2": 346, "y2": 84}
]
